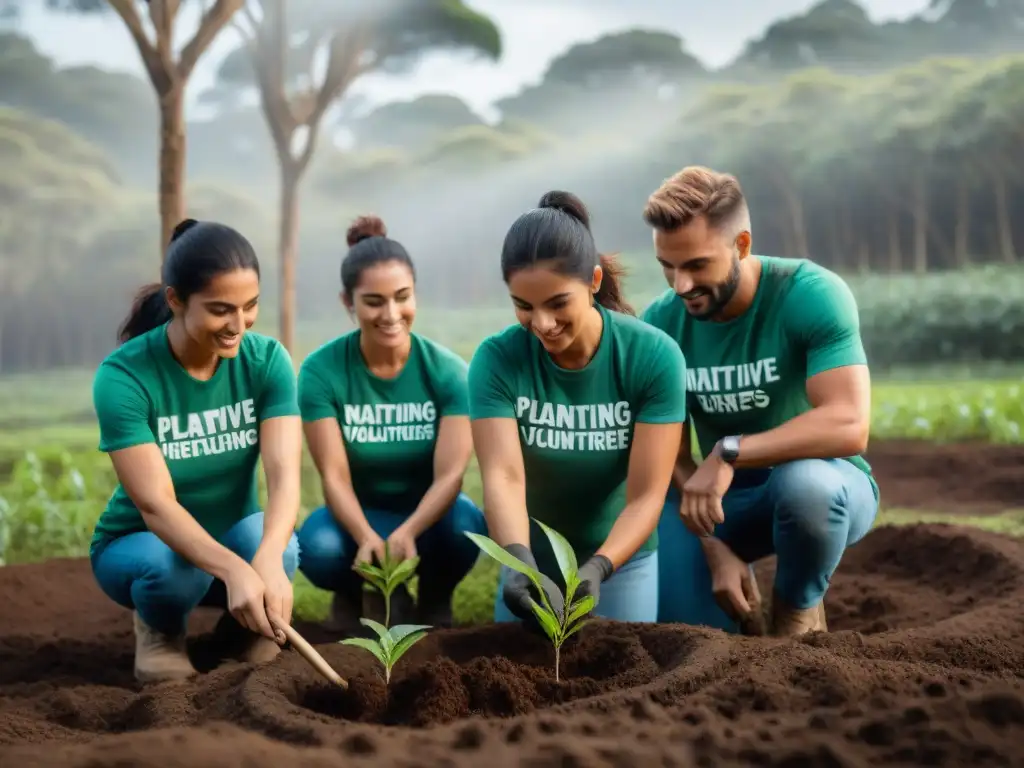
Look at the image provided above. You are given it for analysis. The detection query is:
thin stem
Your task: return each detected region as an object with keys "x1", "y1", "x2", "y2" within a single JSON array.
[
  {"x1": 555, "y1": 645, "x2": 560, "y2": 683},
  {"x1": 385, "y1": 592, "x2": 391, "y2": 628}
]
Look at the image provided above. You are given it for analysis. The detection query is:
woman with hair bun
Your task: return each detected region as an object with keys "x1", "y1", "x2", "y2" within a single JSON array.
[
  {"x1": 467, "y1": 191, "x2": 688, "y2": 625},
  {"x1": 296, "y1": 215, "x2": 486, "y2": 630},
  {"x1": 91, "y1": 219, "x2": 302, "y2": 684}
]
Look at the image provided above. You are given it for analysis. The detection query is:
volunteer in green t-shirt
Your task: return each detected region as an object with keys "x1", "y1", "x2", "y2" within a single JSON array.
[
  {"x1": 640, "y1": 166, "x2": 879, "y2": 637},
  {"x1": 90, "y1": 219, "x2": 303, "y2": 684},
  {"x1": 296, "y1": 215, "x2": 486, "y2": 629},
  {"x1": 468, "y1": 191, "x2": 688, "y2": 626}
]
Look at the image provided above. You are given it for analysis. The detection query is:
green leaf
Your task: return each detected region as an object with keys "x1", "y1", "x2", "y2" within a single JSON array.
[
  {"x1": 386, "y1": 556, "x2": 420, "y2": 589},
  {"x1": 562, "y1": 618, "x2": 590, "y2": 643},
  {"x1": 340, "y1": 637, "x2": 387, "y2": 665},
  {"x1": 388, "y1": 623, "x2": 432, "y2": 644},
  {"x1": 388, "y1": 629, "x2": 428, "y2": 667},
  {"x1": 566, "y1": 595, "x2": 596, "y2": 627},
  {"x1": 564, "y1": 572, "x2": 581, "y2": 608},
  {"x1": 528, "y1": 597, "x2": 562, "y2": 642},
  {"x1": 465, "y1": 532, "x2": 546, "y2": 591},
  {"x1": 360, "y1": 617, "x2": 391, "y2": 644},
  {"x1": 534, "y1": 519, "x2": 578, "y2": 585}
]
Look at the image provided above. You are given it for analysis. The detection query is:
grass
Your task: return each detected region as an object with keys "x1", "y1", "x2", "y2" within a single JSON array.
[{"x1": 0, "y1": 360, "x2": 1021, "y2": 627}]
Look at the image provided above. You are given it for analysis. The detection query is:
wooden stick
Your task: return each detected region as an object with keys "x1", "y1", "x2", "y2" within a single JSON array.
[{"x1": 269, "y1": 615, "x2": 348, "y2": 688}]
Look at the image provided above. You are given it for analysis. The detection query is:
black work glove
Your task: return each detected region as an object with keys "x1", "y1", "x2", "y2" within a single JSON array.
[
  {"x1": 501, "y1": 543, "x2": 565, "y2": 631},
  {"x1": 572, "y1": 555, "x2": 614, "y2": 613}
]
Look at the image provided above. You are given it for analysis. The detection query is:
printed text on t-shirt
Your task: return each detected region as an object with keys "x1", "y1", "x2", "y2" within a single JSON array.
[
  {"x1": 157, "y1": 399, "x2": 258, "y2": 460},
  {"x1": 516, "y1": 397, "x2": 631, "y2": 451}
]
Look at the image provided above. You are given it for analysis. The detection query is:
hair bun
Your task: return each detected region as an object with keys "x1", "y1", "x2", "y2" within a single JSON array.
[
  {"x1": 538, "y1": 191, "x2": 590, "y2": 230},
  {"x1": 347, "y1": 215, "x2": 387, "y2": 246},
  {"x1": 170, "y1": 218, "x2": 199, "y2": 242}
]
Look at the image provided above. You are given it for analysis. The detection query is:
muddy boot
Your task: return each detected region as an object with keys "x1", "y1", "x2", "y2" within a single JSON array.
[
  {"x1": 363, "y1": 584, "x2": 415, "y2": 627},
  {"x1": 414, "y1": 598, "x2": 453, "y2": 628},
  {"x1": 211, "y1": 611, "x2": 282, "y2": 664},
  {"x1": 133, "y1": 611, "x2": 197, "y2": 684},
  {"x1": 770, "y1": 593, "x2": 828, "y2": 637}
]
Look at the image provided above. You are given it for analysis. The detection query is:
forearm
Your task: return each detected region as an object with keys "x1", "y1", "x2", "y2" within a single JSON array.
[
  {"x1": 482, "y1": 476, "x2": 530, "y2": 548},
  {"x1": 322, "y1": 475, "x2": 374, "y2": 543},
  {"x1": 671, "y1": 457, "x2": 698, "y2": 492},
  {"x1": 595, "y1": 492, "x2": 662, "y2": 569},
  {"x1": 141, "y1": 501, "x2": 246, "y2": 581},
  {"x1": 400, "y1": 472, "x2": 462, "y2": 538},
  {"x1": 258, "y1": 471, "x2": 301, "y2": 557},
  {"x1": 734, "y1": 406, "x2": 869, "y2": 468}
]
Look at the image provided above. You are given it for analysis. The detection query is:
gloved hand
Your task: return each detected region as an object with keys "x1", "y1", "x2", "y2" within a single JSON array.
[
  {"x1": 572, "y1": 554, "x2": 614, "y2": 612},
  {"x1": 501, "y1": 543, "x2": 565, "y2": 629}
]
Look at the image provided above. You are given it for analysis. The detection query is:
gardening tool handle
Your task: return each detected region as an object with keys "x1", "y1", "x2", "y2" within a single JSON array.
[{"x1": 269, "y1": 615, "x2": 348, "y2": 688}]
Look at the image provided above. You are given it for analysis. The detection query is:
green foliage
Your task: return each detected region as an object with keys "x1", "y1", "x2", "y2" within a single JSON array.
[
  {"x1": 466, "y1": 520, "x2": 595, "y2": 682},
  {"x1": 353, "y1": 543, "x2": 420, "y2": 627},
  {"x1": 339, "y1": 618, "x2": 430, "y2": 686}
]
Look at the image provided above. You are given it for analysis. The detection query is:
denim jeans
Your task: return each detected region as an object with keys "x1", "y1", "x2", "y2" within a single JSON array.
[
  {"x1": 657, "y1": 458, "x2": 879, "y2": 632},
  {"x1": 90, "y1": 511, "x2": 300, "y2": 636},
  {"x1": 296, "y1": 492, "x2": 487, "y2": 608},
  {"x1": 493, "y1": 517, "x2": 660, "y2": 623}
]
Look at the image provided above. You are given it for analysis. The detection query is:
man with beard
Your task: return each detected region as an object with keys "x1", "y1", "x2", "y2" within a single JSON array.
[{"x1": 640, "y1": 166, "x2": 879, "y2": 637}]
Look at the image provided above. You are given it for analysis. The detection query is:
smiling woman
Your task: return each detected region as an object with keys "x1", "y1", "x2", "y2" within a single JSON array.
[
  {"x1": 295, "y1": 215, "x2": 486, "y2": 633},
  {"x1": 467, "y1": 190, "x2": 689, "y2": 628},
  {"x1": 90, "y1": 218, "x2": 304, "y2": 685}
]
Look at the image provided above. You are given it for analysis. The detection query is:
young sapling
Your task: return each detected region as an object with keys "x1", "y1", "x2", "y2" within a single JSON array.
[
  {"x1": 466, "y1": 519, "x2": 596, "y2": 682},
  {"x1": 340, "y1": 618, "x2": 430, "y2": 687},
  {"x1": 353, "y1": 542, "x2": 419, "y2": 628}
]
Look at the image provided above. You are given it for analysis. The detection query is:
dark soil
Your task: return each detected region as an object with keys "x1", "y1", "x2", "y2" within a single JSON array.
[{"x1": 1, "y1": 439, "x2": 1024, "y2": 766}]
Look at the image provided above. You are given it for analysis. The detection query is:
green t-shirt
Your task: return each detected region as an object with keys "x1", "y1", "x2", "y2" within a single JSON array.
[
  {"x1": 298, "y1": 331, "x2": 470, "y2": 513},
  {"x1": 90, "y1": 325, "x2": 300, "y2": 555},
  {"x1": 642, "y1": 255, "x2": 877, "y2": 497},
  {"x1": 467, "y1": 304, "x2": 688, "y2": 561}
]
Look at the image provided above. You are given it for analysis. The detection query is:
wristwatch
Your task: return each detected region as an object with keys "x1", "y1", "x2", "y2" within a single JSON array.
[{"x1": 718, "y1": 435, "x2": 741, "y2": 464}]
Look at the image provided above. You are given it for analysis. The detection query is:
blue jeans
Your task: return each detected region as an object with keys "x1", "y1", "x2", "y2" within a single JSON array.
[
  {"x1": 657, "y1": 459, "x2": 878, "y2": 632},
  {"x1": 90, "y1": 511, "x2": 299, "y2": 637},
  {"x1": 493, "y1": 517, "x2": 660, "y2": 623},
  {"x1": 296, "y1": 492, "x2": 487, "y2": 608}
]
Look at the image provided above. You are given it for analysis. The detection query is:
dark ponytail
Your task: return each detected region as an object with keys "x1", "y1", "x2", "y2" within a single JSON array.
[
  {"x1": 117, "y1": 218, "x2": 259, "y2": 343},
  {"x1": 500, "y1": 190, "x2": 634, "y2": 315}
]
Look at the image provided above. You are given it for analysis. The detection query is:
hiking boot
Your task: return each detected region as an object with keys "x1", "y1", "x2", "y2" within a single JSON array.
[
  {"x1": 324, "y1": 592, "x2": 363, "y2": 634},
  {"x1": 415, "y1": 598, "x2": 454, "y2": 628},
  {"x1": 771, "y1": 594, "x2": 828, "y2": 637},
  {"x1": 211, "y1": 610, "x2": 282, "y2": 664},
  {"x1": 363, "y1": 584, "x2": 415, "y2": 627},
  {"x1": 133, "y1": 611, "x2": 197, "y2": 684}
]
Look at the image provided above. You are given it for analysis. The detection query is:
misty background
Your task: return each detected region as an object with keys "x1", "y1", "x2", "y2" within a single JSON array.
[{"x1": 1, "y1": 0, "x2": 1023, "y2": 377}]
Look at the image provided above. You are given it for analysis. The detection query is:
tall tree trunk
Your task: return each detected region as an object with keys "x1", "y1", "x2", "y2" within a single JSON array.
[
  {"x1": 992, "y1": 169, "x2": 1017, "y2": 263},
  {"x1": 911, "y1": 174, "x2": 929, "y2": 274},
  {"x1": 953, "y1": 178, "x2": 970, "y2": 268},
  {"x1": 888, "y1": 211, "x2": 903, "y2": 272},
  {"x1": 278, "y1": 160, "x2": 300, "y2": 356},
  {"x1": 158, "y1": 85, "x2": 187, "y2": 257}
]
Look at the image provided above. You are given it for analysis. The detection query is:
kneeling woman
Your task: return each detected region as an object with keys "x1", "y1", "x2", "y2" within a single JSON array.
[
  {"x1": 91, "y1": 219, "x2": 302, "y2": 684},
  {"x1": 296, "y1": 216, "x2": 486, "y2": 628},
  {"x1": 468, "y1": 192, "x2": 688, "y2": 624}
]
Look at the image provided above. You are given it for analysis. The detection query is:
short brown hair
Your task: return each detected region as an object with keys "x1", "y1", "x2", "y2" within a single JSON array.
[{"x1": 642, "y1": 166, "x2": 750, "y2": 234}]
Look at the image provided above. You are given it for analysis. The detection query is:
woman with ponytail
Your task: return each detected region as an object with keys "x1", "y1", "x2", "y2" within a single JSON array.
[
  {"x1": 91, "y1": 219, "x2": 302, "y2": 684},
  {"x1": 295, "y1": 215, "x2": 486, "y2": 632},
  {"x1": 467, "y1": 191, "x2": 688, "y2": 626}
]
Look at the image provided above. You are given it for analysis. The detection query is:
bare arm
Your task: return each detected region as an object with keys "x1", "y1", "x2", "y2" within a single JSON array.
[
  {"x1": 399, "y1": 415, "x2": 473, "y2": 538},
  {"x1": 256, "y1": 414, "x2": 303, "y2": 557},
  {"x1": 303, "y1": 418, "x2": 374, "y2": 544},
  {"x1": 732, "y1": 365, "x2": 871, "y2": 467},
  {"x1": 471, "y1": 417, "x2": 530, "y2": 548},
  {"x1": 108, "y1": 444, "x2": 248, "y2": 581},
  {"x1": 597, "y1": 421, "x2": 682, "y2": 568},
  {"x1": 671, "y1": 420, "x2": 698, "y2": 492}
]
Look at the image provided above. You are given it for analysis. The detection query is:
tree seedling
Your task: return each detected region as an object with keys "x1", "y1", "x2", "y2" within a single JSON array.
[
  {"x1": 353, "y1": 542, "x2": 419, "y2": 628},
  {"x1": 466, "y1": 520, "x2": 595, "y2": 682},
  {"x1": 340, "y1": 618, "x2": 430, "y2": 687}
]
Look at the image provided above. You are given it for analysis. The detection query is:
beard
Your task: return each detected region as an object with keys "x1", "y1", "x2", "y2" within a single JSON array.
[{"x1": 680, "y1": 256, "x2": 742, "y2": 321}]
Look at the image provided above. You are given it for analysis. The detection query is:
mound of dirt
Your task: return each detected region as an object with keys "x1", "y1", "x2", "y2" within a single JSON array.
[
  {"x1": 865, "y1": 440, "x2": 1024, "y2": 513},
  {"x1": 2, "y1": 518, "x2": 1024, "y2": 766}
]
